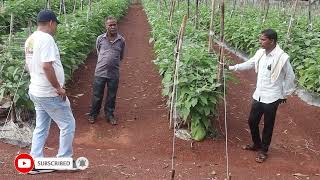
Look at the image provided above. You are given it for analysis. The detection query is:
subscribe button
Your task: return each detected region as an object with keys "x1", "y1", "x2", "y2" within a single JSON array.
[
  {"x1": 35, "y1": 157, "x2": 73, "y2": 170},
  {"x1": 15, "y1": 154, "x2": 89, "y2": 173}
]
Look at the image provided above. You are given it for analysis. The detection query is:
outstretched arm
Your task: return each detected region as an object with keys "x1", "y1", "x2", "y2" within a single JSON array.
[{"x1": 228, "y1": 49, "x2": 264, "y2": 71}]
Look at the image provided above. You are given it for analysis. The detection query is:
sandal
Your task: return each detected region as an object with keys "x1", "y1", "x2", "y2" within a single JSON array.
[
  {"x1": 88, "y1": 116, "x2": 96, "y2": 124},
  {"x1": 255, "y1": 151, "x2": 268, "y2": 163},
  {"x1": 242, "y1": 144, "x2": 260, "y2": 151}
]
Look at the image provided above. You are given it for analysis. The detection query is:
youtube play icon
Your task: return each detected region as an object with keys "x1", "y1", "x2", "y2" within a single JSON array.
[{"x1": 14, "y1": 153, "x2": 34, "y2": 173}]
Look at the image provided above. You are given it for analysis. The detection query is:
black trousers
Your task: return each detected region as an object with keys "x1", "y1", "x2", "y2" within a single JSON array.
[
  {"x1": 89, "y1": 76, "x2": 119, "y2": 118},
  {"x1": 248, "y1": 99, "x2": 280, "y2": 153}
]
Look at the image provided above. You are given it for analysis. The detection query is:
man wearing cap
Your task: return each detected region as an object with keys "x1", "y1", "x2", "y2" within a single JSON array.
[
  {"x1": 25, "y1": 10, "x2": 75, "y2": 174},
  {"x1": 88, "y1": 16, "x2": 125, "y2": 125}
]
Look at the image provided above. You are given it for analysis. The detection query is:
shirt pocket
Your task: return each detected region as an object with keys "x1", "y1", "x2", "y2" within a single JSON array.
[{"x1": 112, "y1": 45, "x2": 122, "y2": 52}]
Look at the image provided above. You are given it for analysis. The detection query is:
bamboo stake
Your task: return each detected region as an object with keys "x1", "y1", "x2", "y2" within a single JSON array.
[
  {"x1": 169, "y1": 0, "x2": 176, "y2": 31},
  {"x1": 10, "y1": 99, "x2": 16, "y2": 123},
  {"x1": 87, "y1": 0, "x2": 92, "y2": 22},
  {"x1": 208, "y1": 0, "x2": 216, "y2": 53},
  {"x1": 8, "y1": 13, "x2": 13, "y2": 47},
  {"x1": 159, "y1": 0, "x2": 162, "y2": 13},
  {"x1": 286, "y1": 0, "x2": 299, "y2": 41},
  {"x1": 195, "y1": 0, "x2": 199, "y2": 29},
  {"x1": 168, "y1": 15, "x2": 188, "y2": 129},
  {"x1": 240, "y1": 0, "x2": 245, "y2": 21},
  {"x1": 262, "y1": 0, "x2": 269, "y2": 24},
  {"x1": 168, "y1": 0, "x2": 174, "y2": 21},
  {"x1": 59, "y1": 0, "x2": 62, "y2": 15},
  {"x1": 307, "y1": 0, "x2": 312, "y2": 31},
  {"x1": 216, "y1": 0, "x2": 225, "y2": 84},
  {"x1": 187, "y1": 0, "x2": 190, "y2": 18},
  {"x1": 73, "y1": 0, "x2": 77, "y2": 14},
  {"x1": 27, "y1": 20, "x2": 32, "y2": 35},
  {"x1": 47, "y1": 0, "x2": 51, "y2": 10},
  {"x1": 63, "y1": 0, "x2": 67, "y2": 24},
  {"x1": 230, "y1": 0, "x2": 236, "y2": 17}
]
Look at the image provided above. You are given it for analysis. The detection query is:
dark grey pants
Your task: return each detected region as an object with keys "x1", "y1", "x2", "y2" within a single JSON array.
[
  {"x1": 248, "y1": 99, "x2": 280, "y2": 152},
  {"x1": 89, "y1": 76, "x2": 119, "y2": 119}
]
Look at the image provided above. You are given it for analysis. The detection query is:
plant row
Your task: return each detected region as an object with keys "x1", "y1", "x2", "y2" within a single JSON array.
[
  {"x1": 142, "y1": 0, "x2": 225, "y2": 141},
  {"x1": 0, "y1": 0, "x2": 89, "y2": 41},
  {"x1": 203, "y1": 3, "x2": 320, "y2": 94}
]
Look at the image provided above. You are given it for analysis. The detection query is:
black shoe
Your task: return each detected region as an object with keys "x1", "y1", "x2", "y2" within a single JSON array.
[
  {"x1": 107, "y1": 116, "x2": 117, "y2": 125},
  {"x1": 88, "y1": 115, "x2": 96, "y2": 124},
  {"x1": 28, "y1": 168, "x2": 55, "y2": 175}
]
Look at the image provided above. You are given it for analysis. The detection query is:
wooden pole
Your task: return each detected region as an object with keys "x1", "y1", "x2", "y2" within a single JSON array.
[
  {"x1": 59, "y1": 0, "x2": 62, "y2": 15},
  {"x1": 47, "y1": 0, "x2": 51, "y2": 9},
  {"x1": 169, "y1": 0, "x2": 176, "y2": 31},
  {"x1": 286, "y1": 0, "x2": 299, "y2": 41},
  {"x1": 195, "y1": 0, "x2": 199, "y2": 29},
  {"x1": 8, "y1": 13, "x2": 13, "y2": 47},
  {"x1": 187, "y1": 0, "x2": 190, "y2": 18},
  {"x1": 208, "y1": 0, "x2": 216, "y2": 53},
  {"x1": 307, "y1": 0, "x2": 312, "y2": 31},
  {"x1": 10, "y1": 98, "x2": 16, "y2": 123},
  {"x1": 159, "y1": 0, "x2": 162, "y2": 13},
  {"x1": 63, "y1": 0, "x2": 67, "y2": 24},
  {"x1": 169, "y1": 15, "x2": 188, "y2": 129},
  {"x1": 240, "y1": 0, "x2": 245, "y2": 21},
  {"x1": 262, "y1": 0, "x2": 269, "y2": 24},
  {"x1": 230, "y1": 0, "x2": 236, "y2": 17},
  {"x1": 87, "y1": 0, "x2": 92, "y2": 22},
  {"x1": 73, "y1": 0, "x2": 77, "y2": 14},
  {"x1": 217, "y1": 0, "x2": 225, "y2": 84},
  {"x1": 28, "y1": 20, "x2": 32, "y2": 35}
]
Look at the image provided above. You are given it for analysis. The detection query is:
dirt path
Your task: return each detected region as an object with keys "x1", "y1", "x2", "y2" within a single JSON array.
[{"x1": 0, "y1": 4, "x2": 320, "y2": 180}]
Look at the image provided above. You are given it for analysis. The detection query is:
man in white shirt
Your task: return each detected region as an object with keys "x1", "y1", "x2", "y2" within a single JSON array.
[
  {"x1": 25, "y1": 10, "x2": 76, "y2": 174},
  {"x1": 227, "y1": 29, "x2": 295, "y2": 163}
]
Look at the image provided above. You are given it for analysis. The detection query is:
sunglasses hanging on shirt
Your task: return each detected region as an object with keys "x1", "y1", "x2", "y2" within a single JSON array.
[{"x1": 267, "y1": 64, "x2": 271, "y2": 71}]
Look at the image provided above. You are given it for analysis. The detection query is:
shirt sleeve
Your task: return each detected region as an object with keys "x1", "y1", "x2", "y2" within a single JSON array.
[
  {"x1": 120, "y1": 40, "x2": 125, "y2": 61},
  {"x1": 40, "y1": 37, "x2": 57, "y2": 63},
  {"x1": 96, "y1": 36, "x2": 101, "y2": 55},
  {"x1": 229, "y1": 50, "x2": 263, "y2": 71},
  {"x1": 282, "y1": 60, "x2": 296, "y2": 97}
]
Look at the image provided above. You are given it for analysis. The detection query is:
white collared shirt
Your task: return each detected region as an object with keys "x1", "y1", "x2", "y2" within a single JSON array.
[{"x1": 229, "y1": 45, "x2": 295, "y2": 104}]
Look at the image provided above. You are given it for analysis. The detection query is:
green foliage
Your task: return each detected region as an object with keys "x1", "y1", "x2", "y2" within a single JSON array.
[
  {"x1": 0, "y1": 0, "x2": 89, "y2": 42},
  {"x1": 143, "y1": 1, "x2": 224, "y2": 140},
  {"x1": 209, "y1": 5, "x2": 320, "y2": 94}
]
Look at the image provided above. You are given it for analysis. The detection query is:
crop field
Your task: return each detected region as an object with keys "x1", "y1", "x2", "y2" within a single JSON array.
[{"x1": 0, "y1": 0, "x2": 319, "y2": 179}]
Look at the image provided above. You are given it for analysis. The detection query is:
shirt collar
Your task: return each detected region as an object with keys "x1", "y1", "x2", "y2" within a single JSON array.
[
  {"x1": 102, "y1": 33, "x2": 121, "y2": 42},
  {"x1": 267, "y1": 44, "x2": 280, "y2": 57}
]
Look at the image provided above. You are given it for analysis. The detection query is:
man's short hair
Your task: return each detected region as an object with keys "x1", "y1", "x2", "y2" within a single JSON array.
[
  {"x1": 261, "y1": 29, "x2": 278, "y2": 43},
  {"x1": 105, "y1": 16, "x2": 117, "y2": 23}
]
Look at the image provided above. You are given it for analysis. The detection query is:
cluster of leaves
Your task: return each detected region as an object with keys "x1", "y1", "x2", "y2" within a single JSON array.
[
  {"x1": 0, "y1": 0, "x2": 130, "y2": 110},
  {"x1": 0, "y1": 0, "x2": 88, "y2": 42},
  {"x1": 143, "y1": 0, "x2": 224, "y2": 141},
  {"x1": 204, "y1": 4, "x2": 320, "y2": 94}
]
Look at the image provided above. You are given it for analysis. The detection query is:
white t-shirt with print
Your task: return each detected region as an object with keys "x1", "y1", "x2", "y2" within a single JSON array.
[{"x1": 25, "y1": 31, "x2": 65, "y2": 97}]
